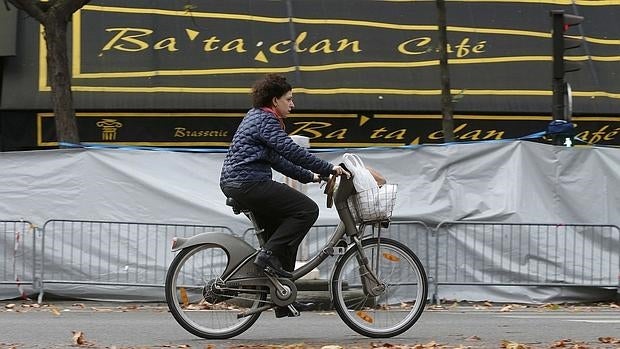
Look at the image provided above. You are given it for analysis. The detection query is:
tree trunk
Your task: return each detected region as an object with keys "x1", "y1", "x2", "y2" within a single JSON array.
[
  {"x1": 436, "y1": 0, "x2": 455, "y2": 142},
  {"x1": 42, "y1": 12, "x2": 79, "y2": 145}
]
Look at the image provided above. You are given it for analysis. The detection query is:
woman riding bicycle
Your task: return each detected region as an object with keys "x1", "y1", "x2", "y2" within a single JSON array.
[{"x1": 219, "y1": 74, "x2": 349, "y2": 316}]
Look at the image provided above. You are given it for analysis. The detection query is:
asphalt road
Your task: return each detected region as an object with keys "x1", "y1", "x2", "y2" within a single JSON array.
[{"x1": 0, "y1": 301, "x2": 619, "y2": 348}]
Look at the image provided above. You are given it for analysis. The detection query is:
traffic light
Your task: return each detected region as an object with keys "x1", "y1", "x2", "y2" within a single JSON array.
[
  {"x1": 550, "y1": 10, "x2": 583, "y2": 122},
  {"x1": 551, "y1": 10, "x2": 583, "y2": 80}
]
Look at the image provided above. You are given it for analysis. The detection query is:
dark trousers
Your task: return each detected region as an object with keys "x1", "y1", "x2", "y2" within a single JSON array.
[{"x1": 221, "y1": 180, "x2": 319, "y2": 272}]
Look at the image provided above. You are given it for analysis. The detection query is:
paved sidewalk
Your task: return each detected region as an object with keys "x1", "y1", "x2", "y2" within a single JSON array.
[{"x1": 0, "y1": 300, "x2": 619, "y2": 349}]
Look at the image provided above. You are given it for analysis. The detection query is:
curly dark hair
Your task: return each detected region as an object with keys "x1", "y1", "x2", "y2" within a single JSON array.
[{"x1": 251, "y1": 74, "x2": 292, "y2": 108}]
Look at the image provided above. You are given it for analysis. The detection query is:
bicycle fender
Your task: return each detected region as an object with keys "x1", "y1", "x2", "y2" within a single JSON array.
[
  {"x1": 172, "y1": 232, "x2": 254, "y2": 253},
  {"x1": 171, "y1": 232, "x2": 257, "y2": 278}
]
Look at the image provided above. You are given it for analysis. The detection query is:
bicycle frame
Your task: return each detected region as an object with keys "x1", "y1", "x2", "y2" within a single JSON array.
[{"x1": 170, "y1": 175, "x2": 383, "y2": 296}]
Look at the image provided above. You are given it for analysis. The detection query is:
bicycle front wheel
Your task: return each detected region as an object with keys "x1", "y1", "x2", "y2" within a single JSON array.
[
  {"x1": 165, "y1": 244, "x2": 266, "y2": 339},
  {"x1": 331, "y1": 237, "x2": 428, "y2": 338}
]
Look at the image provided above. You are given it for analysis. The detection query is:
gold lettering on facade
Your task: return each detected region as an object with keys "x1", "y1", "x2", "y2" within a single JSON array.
[
  {"x1": 428, "y1": 123, "x2": 504, "y2": 141},
  {"x1": 289, "y1": 121, "x2": 347, "y2": 139},
  {"x1": 100, "y1": 28, "x2": 362, "y2": 57},
  {"x1": 398, "y1": 37, "x2": 486, "y2": 57},
  {"x1": 203, "y1": 36, "x2": 221, "y2": 51},
  {"x1": 96, "y1": 119, "x2": 123, "y2": 140},
  {"x1": 397, "y1": 37, "x2": 431, "y2": 56},
  {"x1": 173, "y1": 127, "x2": 228, "y2": 137},
  {"x1": 221, "y1": 39, "x2": 247, "y2": 53},
  {"x1": 102, "y1": 28, "x2": 152, "y2": 52},
  {"x1": 294, "y1": 32, "x2": 308, "y2": 52},
  {"x1": 576, "y1": 125, "x2": 620, "y2": 144},
  {"x1": 270, "y1": 40, "x2": 291, "y2": 54},
  {"x1": 309, "y1": 40, "x2": 335, "y2": 53},
  {"x1": 336, "y1": 39, "x2": 362, "y2": 52},
  {"x1": 370, "y1": 127, "x2": 406, "y2": 140},
  {"x1": 325, "y1": 129, "x2": 348, "y2": 139},
  {"x1": 153, "y1": 37, "x2": 179, "y2": 51}
]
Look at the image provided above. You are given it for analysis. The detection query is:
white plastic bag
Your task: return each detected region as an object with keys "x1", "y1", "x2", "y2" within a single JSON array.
[{"x1": 342, "y1": 153, "x2": 379, "y2": 192}]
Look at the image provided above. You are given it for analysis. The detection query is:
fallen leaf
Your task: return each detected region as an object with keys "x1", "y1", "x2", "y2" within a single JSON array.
[
  {"x1": 71, "y1": 331, "x2": 86, "y2": 345},
  {"x1": 598, "y1": 336, "x2": 620, "y2": 344},
  {"x1": 501, "y1": 339, "x2": 529, "y2": 349},
  {"x1": 500, "y1": 305, "x2": 513, "y2": 312},
  {"x1": 538, "y1": 303, "x2": 561, "y2": 310},
  {"x1": 5, "y1": 304, "x2": 15, "y2": 309},
  {"x1": 550, "y1": 339, "x2": 572, "y2": 347},
  {"x1": 374, "y1": 343, "x2": 395, "y2": 348},
  {"x1": 50, "y1": 307, "x2": 61, "y2": 316},
  {"x1": 446, "y1": 302, "x2": 459, "y2": 309},
  {"x1": 0, "y1": 342, "x2": 21, "y2": 349}
]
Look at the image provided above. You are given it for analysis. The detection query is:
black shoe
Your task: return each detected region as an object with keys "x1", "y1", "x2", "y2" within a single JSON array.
[
  {"x1": 274, "y1": 301, "x2": 315, "y2": 318},
  {"x1": 291, "y1": 301, "x2": 315, "y2": 311},
  {"x1": 254, "y1": 249, "x2": 293, "y2": 278}
]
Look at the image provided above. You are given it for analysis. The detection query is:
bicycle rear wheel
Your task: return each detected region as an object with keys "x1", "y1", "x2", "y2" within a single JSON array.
[
  {"x1": 165, "y1": 244, "x2": 266, "y2": 339},
  {"x1": 331, "y1": 237, "x2": 428, "y2": 338}
]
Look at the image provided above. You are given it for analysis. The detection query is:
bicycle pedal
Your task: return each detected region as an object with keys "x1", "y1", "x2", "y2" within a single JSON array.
[{"x1": 287, "y1": 304, "x2": 300, "y2": 317}]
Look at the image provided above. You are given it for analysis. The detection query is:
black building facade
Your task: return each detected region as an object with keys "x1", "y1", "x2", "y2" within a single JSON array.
[{"x1": 1, "y1": 0, "x2": 619, "y2": 150}]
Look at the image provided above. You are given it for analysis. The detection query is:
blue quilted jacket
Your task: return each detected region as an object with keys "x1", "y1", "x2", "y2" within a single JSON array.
[{"x1": 220, "y1": 108, "x2": 333, "y2": 185}]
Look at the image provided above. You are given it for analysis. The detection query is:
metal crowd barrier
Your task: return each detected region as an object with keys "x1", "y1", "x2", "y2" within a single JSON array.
[
  {"x1": 39, "y1": 219, "x2": 234, "y2": 298},
  {"x1": 3, "y1": 219, "x2": 619, "y2": 304},
  {"x1": 378, "y1": 221, "x2": 433, "y2": 280},
  {"x1": 0, "y1": 220, "x2": 41, "y2": 299},
  {"x1": 432, "y1": 222, "x2": 620, "y2": 302}
]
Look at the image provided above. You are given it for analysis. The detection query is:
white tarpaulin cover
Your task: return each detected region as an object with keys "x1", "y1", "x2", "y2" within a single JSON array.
[{"x1": 1, "y1": 140, "x2": 619, "y2": 302}]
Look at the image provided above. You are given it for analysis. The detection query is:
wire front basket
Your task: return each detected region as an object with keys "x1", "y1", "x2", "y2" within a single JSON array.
[{"x1": 348, "y1": 184, "x2": 398, "y2": 223}]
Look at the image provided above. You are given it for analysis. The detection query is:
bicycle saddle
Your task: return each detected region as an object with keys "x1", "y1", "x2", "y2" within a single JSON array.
[{"x1": 225, "y1": 197, "x2": 246, "y2": 215}]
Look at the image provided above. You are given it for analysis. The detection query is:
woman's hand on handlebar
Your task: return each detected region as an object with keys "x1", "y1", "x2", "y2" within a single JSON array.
[
  {"x1": 332, "y1": 165, "x2": 351, "y2": 179},
  {"x1": 313, "y1": 166, "x2": 350, "y2": 183},
  {"x1": 314, "y1": 174, "x2": 333, "y2": 183}
]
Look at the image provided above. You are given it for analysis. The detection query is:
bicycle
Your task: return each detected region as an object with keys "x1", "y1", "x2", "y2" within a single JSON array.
[{"x1": 164, "y1": 173, "x2": 428, "y2": 339}]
